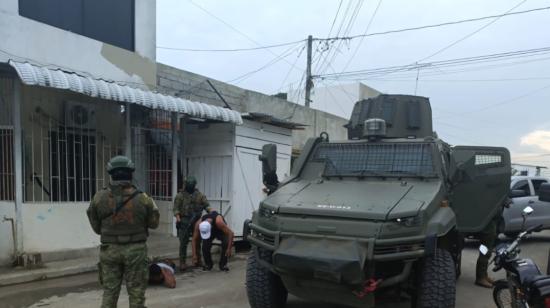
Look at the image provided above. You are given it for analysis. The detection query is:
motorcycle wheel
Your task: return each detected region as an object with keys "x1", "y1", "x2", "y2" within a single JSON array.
[
  {"x1": 493, "y1": 280, "x2": 513, "y2": 308},
  {"x1": 493, "y1": 279, "x2": 526, "y2": 308}
]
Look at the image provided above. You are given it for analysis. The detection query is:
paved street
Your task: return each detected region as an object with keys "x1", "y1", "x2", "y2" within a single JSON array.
[{"x1": 1, "y1": 231, "x2": 549, "y2": 308}]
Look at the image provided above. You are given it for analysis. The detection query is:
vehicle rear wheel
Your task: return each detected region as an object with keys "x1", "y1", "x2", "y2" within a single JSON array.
[
  {"x1": 416, "y1": 249, "x2": 456, "y2": 308},
  {"x1": 246, "y1": 249, "x2": 288, "y2": 308}
]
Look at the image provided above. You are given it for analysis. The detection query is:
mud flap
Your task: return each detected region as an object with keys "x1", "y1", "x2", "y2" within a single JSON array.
[{"x1": 273, "y1": 236, "x2": 368, "y2": 285}]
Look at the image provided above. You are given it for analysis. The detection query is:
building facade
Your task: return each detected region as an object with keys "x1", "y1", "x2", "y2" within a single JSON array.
[{"x1": 0, "y1": 0, "x2": 243, "y2": 266}]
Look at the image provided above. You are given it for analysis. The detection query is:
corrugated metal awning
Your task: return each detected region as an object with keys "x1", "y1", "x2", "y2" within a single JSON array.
[
  {"x1": 242, "y1": 112, "x2": 306, "y2": 130},
  {"x1": 8, "y1": 60, "x2": 243, "y2": 125}
]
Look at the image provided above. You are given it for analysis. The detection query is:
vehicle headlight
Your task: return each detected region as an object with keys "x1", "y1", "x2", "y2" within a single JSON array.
[
  {"x1": 395, "y1": 216, "x2": 421, "y2": 227},
  {"x1": 259, "y1": 206, "x2": 276, "y2": 218}
]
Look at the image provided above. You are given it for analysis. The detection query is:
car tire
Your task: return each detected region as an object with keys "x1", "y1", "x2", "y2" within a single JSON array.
[
  {"x1": 246, "y1": 249, "x2": 288, "y2": 308},
  {"x1": 417, "y1": 248, "x2": 456, "y2": 308}
]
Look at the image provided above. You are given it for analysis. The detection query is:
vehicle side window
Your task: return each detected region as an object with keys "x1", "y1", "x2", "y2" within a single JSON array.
[
  {"x1": 531, "y1": 179, "x2": 548, "y2": 196},
  {"x1": 512, "y1": 180, "x2": 530, "y2": 197}
]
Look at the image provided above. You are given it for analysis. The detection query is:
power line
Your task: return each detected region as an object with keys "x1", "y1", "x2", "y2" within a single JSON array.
[
  {"x1": 317, "y1": 46, "x2": 550, "y2": 79},
  {"x1": 317, "y1": 5, "x2": 550, "y2": 42},
  {"x1": 340, "y1": 0, "x2": 383, "y2": 73},
  {"x1": 318, "y1": 0, "x2": 365, "y2": 75},
  {"x1": 157, "y1": 5, "x2": 550, "y2": 55},
  {"x1": 434, "y1": 83, "x2": 550, "y2": 120},
  {"x1": 226, "y1": 43, "x2": 303, "y2": 84},
  {"x1": 187, "y1": 0, "x2": 303, "y2": 72},
  {"x1": 156, "y1": 39, "x2": 305, "y2": 52},
  {"x1": 314, "y1": 0, "x2": 356, "y2": 74},
  {"x1": 327, "y1": 0, "x2": 344, "y2": 38},
  {"x1": 357, "y1": 77, "x2": 550, "y2": 83},
  {"x1": 418, "y1": 0, "x2": 527, "y2": 62}
]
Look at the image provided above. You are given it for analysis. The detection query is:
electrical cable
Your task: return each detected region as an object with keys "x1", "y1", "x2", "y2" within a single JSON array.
[
  {"x1": 157, "y1": 5, "x2": 550, "y2": 55},
  {"x1": 340, "y1": 0, "x2": 383, "y2": 73},
  {"x1": 317, "y1": 5, "x2": 550, "y2": 42},
  {"x1": 187, "y1": 0, "x2": 303, "y2": 72},
  {"x1": 157, "y1": 39, "x2": 305, "y2": 52},
  {"x1": 226, "y1": 42, "x2": 303, "y2": 84},
  {"x1": 418, "y1": 0, "x2": 527, "y2": 62},
  {"x1": 318, "y1": 46, "x2": 550, "y2": 79}
]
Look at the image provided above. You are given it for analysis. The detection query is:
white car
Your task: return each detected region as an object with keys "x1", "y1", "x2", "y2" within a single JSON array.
[{"x1": 501, "y1": 176, "x2": 550, "y2": 236}]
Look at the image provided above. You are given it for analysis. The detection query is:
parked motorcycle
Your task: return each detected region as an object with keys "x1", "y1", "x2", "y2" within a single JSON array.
[{"x1": 480, "y1": 206, "x2": 550, "y2": 308}]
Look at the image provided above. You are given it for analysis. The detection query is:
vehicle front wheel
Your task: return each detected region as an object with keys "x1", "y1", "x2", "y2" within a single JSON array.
[
  {"x1": 417, "y1": 248, "x2": 456, "y2": 308},
  {"x1": 246, "y1": 249, "x2": 288, "y2": 308}
]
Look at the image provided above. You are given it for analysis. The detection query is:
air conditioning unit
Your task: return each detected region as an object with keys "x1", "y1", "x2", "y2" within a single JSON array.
[{"x1": 64, "y1": 101, "x2": 96, "y2": 128}]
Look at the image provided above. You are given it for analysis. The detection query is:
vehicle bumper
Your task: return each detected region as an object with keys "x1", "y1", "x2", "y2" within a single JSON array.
[{"x1": 244, "y1": 220, "x2": 426, "y2": 288}]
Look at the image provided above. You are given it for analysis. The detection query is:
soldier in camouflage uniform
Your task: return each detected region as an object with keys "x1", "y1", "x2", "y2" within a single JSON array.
[
  {"x1": 87, "y1": 156, "x2": 160, "y2": 308},
  {"x1": 173, "y1": 175, "x2": 211, "y2": 271}
]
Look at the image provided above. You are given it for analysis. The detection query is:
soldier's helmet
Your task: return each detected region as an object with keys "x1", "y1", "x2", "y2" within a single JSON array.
[{"x1": 106, "y1": 156, "x2": 135, "y2": 174}]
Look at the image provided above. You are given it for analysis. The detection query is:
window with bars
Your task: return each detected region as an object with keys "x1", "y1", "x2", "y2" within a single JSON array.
[
  {"x1": 0, "y1": 128, "x2": 14, "y2": 201},
  {"x1": 131, "y1": 110, "x2": 174, "y2": 201},
  {"x1": 312, "y1": 142, "x2": 436, "y2": 177},
  {"x1": 25, "y1": 100, "x2": 124, "y2": 203}
]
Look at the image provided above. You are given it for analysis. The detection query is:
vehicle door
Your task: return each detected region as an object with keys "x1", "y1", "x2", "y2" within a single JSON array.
[
  {"x1": 505, "y1": 179, "x2": 532, "y2": 232},
  {"x1": 528, "y1": 178, "x2": 550, "y2": 229},
  {"x1": 449, "y1": 146, "x2": 511, "y2": 233}
]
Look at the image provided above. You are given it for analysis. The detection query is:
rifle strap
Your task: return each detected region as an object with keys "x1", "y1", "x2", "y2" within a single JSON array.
[{"x1": 113, "y1": 190, "x2": 142, "y2": 215}]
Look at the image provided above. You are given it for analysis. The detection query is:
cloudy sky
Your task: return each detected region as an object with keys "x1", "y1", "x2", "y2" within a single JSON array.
[{"x1": 157, "y1": 0, "x2": 550, "y2": 167}]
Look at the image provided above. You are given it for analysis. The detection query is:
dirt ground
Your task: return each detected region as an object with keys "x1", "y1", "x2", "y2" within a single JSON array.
[{"x1": 1, "y1": 231, "x2": 549, "y2": 308}]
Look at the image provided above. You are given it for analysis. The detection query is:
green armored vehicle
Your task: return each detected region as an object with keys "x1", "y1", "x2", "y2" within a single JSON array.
[{"x1": 244, "y1": 94, "x2": 511, "y2": 307}]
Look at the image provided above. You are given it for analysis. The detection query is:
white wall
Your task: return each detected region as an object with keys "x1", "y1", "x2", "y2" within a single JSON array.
[
  {"x1": 0, "y1": 202, "x2": 16, "y2": 264},
  {"x1": 0, "y1": 0, "x2": 157, "y2": 87},
  {"x1": 230, "y1": 120, "x2": 292, "y2": 235},
  {"x1": 22, "y1": 203, "x2": 100, "y2": 253}
]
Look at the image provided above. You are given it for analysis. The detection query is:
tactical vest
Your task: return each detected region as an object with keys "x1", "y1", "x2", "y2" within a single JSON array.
[{"x1": 99, "y1": 186, "x2": 148, "y2": 244}]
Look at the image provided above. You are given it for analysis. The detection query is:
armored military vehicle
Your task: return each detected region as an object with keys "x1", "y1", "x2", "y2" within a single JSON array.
[{"x1": 244, "y1": 94, "x2": 511, "y2": 307}]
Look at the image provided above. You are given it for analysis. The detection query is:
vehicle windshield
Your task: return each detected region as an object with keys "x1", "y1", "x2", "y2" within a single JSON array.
[{"x1": 311, "y1": 142, "x2": 437, "y2": 178}]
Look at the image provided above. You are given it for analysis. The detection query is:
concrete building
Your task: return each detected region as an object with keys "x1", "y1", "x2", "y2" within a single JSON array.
[
  {"x1": 0, "y1": 0, "x2": 351, "y2": 268},
  {"x1": 0, "y1": 0, "x2": 244, "y2": 267},
  {"x1": 288, "y1": 82, "x2": 381, "y2": 119},
  {"x1": 156, "y1": 64, "x2": 351, "y2": 153}
]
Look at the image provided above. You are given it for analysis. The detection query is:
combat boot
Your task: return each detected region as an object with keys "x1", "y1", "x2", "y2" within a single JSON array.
[{"x1": 475, "y1": 277, "x2": 494, "y2": 288}]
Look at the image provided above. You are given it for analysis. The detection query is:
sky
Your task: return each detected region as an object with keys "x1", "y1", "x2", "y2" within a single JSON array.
[{"x1": 156, "y1": 0, "x2": 550, "y2": 168}]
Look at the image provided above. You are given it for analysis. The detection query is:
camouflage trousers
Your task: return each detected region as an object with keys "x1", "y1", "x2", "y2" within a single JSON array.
[
  {"x1": 178, "y1": 218, "x2": 201, "y2": 264},
  {"x1": 98, "y1": 242, "x2": 148, "y2": 308},
  {"x1": 476, "y1": 219, "x2": 497, "y2": 280},
  {"x1": 178, "y1": 219, "x2": 192, "y2": 263}
]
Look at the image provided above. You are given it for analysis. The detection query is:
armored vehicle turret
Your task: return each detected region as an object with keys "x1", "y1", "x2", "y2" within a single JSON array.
[{"x1": 244, "y1": 94, "x2": 511, "y2": 307}]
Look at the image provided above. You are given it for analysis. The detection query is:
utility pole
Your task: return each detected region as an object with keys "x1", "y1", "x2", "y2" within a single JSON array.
[{"x1": 305, "y1": 35, "x2": 313, "y2": 107}]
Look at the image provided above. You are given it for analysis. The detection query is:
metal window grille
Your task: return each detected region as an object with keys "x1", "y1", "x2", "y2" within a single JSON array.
[
  {"x1": 24, "y1": 97, "x2": 124, "y2": 203},
  {"x1": 132, "y1": 109, "x2": 173, "y2": 201},
  {"x1": 475, "y1": 154, "x2": 502, "y2": 166},
  {"x1": 0, "y1": 128, "x2": 14, "y2": 201},
  {"x1": 312, "y1": 143, "x2": 436, "y2": 177},
  {"x1": 0, "y1": 77, "x2": 14, "y2": 201}
]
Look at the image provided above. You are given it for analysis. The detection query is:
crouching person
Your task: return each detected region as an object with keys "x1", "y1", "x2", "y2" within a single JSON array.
[{"x1": 191, "y1": 211, "x2": 234, "y2": 271}]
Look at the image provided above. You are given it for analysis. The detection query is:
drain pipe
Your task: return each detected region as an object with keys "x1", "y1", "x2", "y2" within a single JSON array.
[{"x1": 2, "y1": 216, "x2": 17, "y2": 264}]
